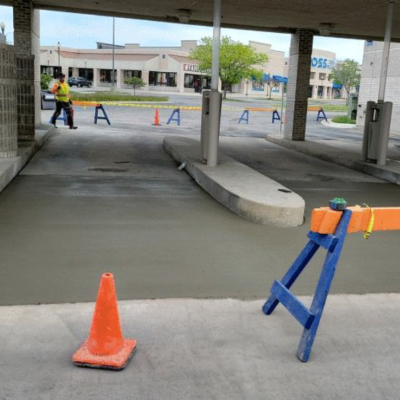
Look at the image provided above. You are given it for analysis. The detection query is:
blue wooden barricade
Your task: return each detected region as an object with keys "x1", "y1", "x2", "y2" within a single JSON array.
[
  {"x1": 317, "y1": 108, "x2": 328, "y2": 121},
  {"x1": 238, "y1": 110, "x2": 249, "y2": 124},
  {"x1": 262, "y1": 203, "x2": 352, "y2": 362},
  {"x1": 167, "y1": 108, "x2": 181, "y2": 126},
  {"x1": 49, "y1": 108, "x2": 67, "y2": 125},
  {"x1": 272, "y1": 110, "x2": 280, "y2": 123},
  {"x1": 94, "y1": 104, "x2": 111, "y2": 125}
]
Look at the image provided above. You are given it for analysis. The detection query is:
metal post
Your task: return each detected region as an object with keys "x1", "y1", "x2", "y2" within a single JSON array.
[
  {"x1": 111, "y1": 17, "x2": 116, "y2": 93},
  {"x1": 280, "y1": 83, "x2": 285, "y2": 135},
  {"x1": 378, "y1": 0, "x2": 395, "y2": 103},
  {"x1": 57, "y1": 41, "x2": 60, "y2": 71},
  {"x1": 207, "y1": 0, "x2": 222, "y2": 167}
]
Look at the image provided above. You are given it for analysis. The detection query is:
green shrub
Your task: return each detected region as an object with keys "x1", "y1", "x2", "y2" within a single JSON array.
[
  {"x1": 70, "y1": 91, "x2": 168, "y2": 102},
  {"x1": 40, "y1": 73, "x2": 53, "y2": 90},
  {"x1": 331, "y1": 115, "x2": 356, "y2": 124},
  {"x1": 124, "y1": 77, "x2": 145, "y2": 95}
]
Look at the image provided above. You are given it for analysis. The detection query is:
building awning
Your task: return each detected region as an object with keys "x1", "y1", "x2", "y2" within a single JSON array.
[
  {"x1": 332, "y1": 83, "x2": 343, "y2": 89},
  {"x1": 273, "y1": 75, "x2": 288, "y2": 83}
]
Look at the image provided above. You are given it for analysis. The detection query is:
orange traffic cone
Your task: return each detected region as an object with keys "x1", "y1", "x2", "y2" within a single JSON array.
[
  {"x1": 72, "y1": 272, "x2": 137, "y2": 370},
  {"x1": 152, "y1": 108, "x2": 161, "y2": 126}
]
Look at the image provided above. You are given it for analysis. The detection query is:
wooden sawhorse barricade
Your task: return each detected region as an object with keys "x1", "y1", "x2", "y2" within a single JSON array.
[{"x1": 263, "y1": 198, "x2": 400, "y2": 362}]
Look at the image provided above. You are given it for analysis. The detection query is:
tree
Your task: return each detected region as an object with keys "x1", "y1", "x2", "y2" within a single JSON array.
[
  {"x1": 329, "y1": 59, "x2": 360, "y2": 103},
  {"x1": 261, "y1": 74, "x2": 280, "y2": 99},
  {"x1": 190, "y1": 36, "x2": 268, "y2": 99},
  {"x1": 124, "y1": 76, "x2": 145, "y2": 95},
  {"x1": 40, "y1": 73, "x2": 52, "y2": 90}
]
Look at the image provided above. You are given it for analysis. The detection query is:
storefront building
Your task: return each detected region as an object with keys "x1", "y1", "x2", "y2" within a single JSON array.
[
  {"x1": 40, "y1": 40, "x2": 341, "y2": 99},
  {"x1": 284, "y1": 48, "x2": 341, "y2": 100}
]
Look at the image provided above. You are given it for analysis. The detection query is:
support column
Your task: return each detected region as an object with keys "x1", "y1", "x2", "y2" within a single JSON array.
[
  {"x1": 284, "y1": 29, "x2": 314, "y2": 141},
  {"x1": 116, "y1": 69, "x2": 122, "y2": 89},
  {"x1": 13, "y1": 0, "x2": 40, "y2": 140},
  {"x1": 0, "y1": 44, "x2": 18, "y2": 158},
  {"x1": 206, "y1": 0, "x2": 222, "y2": 167},
  {"x1": 312, "y1": 85, "x2": 318, "y2": 99},
  {"x1": 92, "y1": 68, "x2": 98, "y2": 88},
  {"x1": 322, "y1": 86, "x2": 327, "y2": 99}
]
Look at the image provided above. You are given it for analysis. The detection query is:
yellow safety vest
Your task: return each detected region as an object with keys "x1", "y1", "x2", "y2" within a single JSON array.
[{"x1": 52, "y1": 81, "x2": 70, "y2": 102}]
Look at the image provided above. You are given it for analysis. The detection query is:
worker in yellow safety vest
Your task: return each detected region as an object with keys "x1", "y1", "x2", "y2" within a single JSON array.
[{"x1": 50, "y1": 73, "x2": 77, "y2": 129}]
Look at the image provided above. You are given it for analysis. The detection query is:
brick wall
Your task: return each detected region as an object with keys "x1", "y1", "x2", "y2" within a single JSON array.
[
  {"x1": 284, "y1": 30, "x2": 314, "y2": 141},
  {"x1": 0, "y1": 44, "x2": 18, "y2": 158},
  {"x1": 358, "y1": 41, "x2": 400, "y2": 133},
  {"x1": 13, "y1": 0, "x2": 41, "y2": 140}
]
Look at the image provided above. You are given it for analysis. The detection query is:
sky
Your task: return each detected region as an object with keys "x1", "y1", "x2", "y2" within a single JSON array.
[{"x1": 0, "y1": 6, "x2": 365, "y2": 62}]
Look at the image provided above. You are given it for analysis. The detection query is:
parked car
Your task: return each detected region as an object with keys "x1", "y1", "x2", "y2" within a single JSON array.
[{"x1": 67, "y1": 77, "x2": 92, "y2": 88}]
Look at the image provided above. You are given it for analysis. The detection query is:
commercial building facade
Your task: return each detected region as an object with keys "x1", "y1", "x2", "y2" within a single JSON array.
[
  {"x1": 358, "y1": 40, "x2": 400, "y2": 134},
  {"x1": 40, "y1": 40, "x2": 340, "y2": 99}
]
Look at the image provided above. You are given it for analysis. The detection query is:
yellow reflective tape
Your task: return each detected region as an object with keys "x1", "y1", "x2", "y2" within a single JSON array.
[{"x1": 362, "y1": 204, "x2": 375, "y2": 239}]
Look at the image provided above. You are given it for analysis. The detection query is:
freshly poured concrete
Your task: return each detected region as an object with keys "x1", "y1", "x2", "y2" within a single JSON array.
[
  {"x1": 163, "y1": 136, "x2": 305, "y2": 227},
  {"x1": 0, "y1": 295, "x2": 399, "y2": 399},
  {"x1": 0, "y1": 125, "x2": 53, "y2": 193},
  {"x1": 1, "y1": 124, "x2": 400, "y2": 305},
  {"x1": 266, "y1": 134, "x2": 400, "y2": 185}
]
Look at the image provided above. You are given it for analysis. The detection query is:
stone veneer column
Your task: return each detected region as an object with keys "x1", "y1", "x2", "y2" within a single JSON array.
[
  {"x1": 284, "y1": 30, "x2": 314, "y2": 141},
  {"x1": 0, "y1": 44, "x2": 18, "y2": 158},
  {"x1": 13, "y1": 0, "x2": 40, "y2": 140}
]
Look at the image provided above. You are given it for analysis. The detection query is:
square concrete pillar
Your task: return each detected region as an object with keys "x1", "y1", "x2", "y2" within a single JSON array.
[
  {"x1": 312, "y1": 85, "x2": 318, "y2": 99},
  {"x1": 0, "y1": 44, "x2": 18, "y2": 158},
  {"x1": 284, "y1": 30, "x2": 314, "y2": 141},
  {"x1": 13, "y1": 0, "x2": 40, "y2": 140}
]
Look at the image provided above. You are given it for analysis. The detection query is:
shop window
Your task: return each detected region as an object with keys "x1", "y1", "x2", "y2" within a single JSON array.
[
  {"x1": 40, "y1": 65, "x2": 61, "y2": 79},
  {"x1": 79, "y1": 68, "x2": 94, "y2": 81},
  {"x1": 123, "y1": 70, "x2": 142, "y2": 80},
  {"x1": 100, "y1": 69, "x2": 116, "y2": 83},
  {"x1": 149, "y1": 71, "x2": 177, "y2": 87},
  {"x1": 252, "y1": 80, "x2": 264, "y2": 91}
]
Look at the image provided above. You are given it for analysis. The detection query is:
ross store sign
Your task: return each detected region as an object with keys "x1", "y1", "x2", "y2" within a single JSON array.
[
  {"x1": 311, "y1": 57, "x2": 335, "y2": 69},
  {"x1": 183, "y1": 64, "x2": 200, "y2": 72}
]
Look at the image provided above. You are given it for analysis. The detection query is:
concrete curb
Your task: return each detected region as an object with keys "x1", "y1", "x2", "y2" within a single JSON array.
[
  {"x1": 0, "y1": 125, "x2": 55, "y2": 193},
  {"x1": 163, "y1": 136, "x2": 305, "y2": 227},
  {"x1": 321, "y1": 119, "x2": 356, "y2": 129},
  {"x1": 266, "y1": 134, "x2": 400, "y2": 185}
]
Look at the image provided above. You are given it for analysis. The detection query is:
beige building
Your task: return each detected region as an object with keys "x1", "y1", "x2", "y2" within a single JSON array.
[
  {"x1": 40, "y1": 40, "x2": 341, "y2": 98},
  {"x1": 284, "y1": 48, "x2": 341, "y2": 99}
]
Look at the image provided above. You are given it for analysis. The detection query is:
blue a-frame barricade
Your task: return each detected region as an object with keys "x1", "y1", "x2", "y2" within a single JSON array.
[
  {"x1": 167, "y1": 108, "x2": 181, "y2": 126},
  {"x1": 272, "y1": 110, "x2": 280, "y2": 123},
  {"x1": 238, "y1": 110, "x2": 249, "y2": 124},
  {"x1": 48, "y1": 108, "x2": 67, "y2": 125},
  {"x1": 94, "y1": 104, "x2": 111, "y2": 125},
  {"x1": 262, "y1": 201, "x2": 352, "y2": 362},
  {"x1": 317, "y1": 108, "x2": 328, "y2": 121}
]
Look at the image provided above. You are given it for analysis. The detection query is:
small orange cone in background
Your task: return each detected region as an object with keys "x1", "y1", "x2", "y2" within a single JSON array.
[
  {"x1": 73, "y1": 272, "x2": 137, "y2": 370},
  {"x1": 152, "y1": 108, "x2": 161, "y2": 126}
]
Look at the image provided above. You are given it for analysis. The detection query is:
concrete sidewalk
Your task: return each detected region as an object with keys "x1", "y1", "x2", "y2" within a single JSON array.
[
  {"x1": 267, "y1": 134, "x2": 400, "y2": 185},
  {"x1": 0, "y1": 294, "x2": 399, "y2": 399}
]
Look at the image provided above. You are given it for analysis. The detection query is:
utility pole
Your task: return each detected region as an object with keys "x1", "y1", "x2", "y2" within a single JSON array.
[
  {"x1": 111, "y1": 17, "x2": 116, "y2": 93},
  {"x1": 57, "y1": 41, "x2": 61, "y2": 73}
]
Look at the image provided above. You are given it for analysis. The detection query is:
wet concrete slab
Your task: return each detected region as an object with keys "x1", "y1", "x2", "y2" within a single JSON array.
[{"x1": 1, "y1": 125, "x2": 400, "y2": 305}]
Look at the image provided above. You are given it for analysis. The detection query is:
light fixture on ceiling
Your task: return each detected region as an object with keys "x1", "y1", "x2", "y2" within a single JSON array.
[
  {"x1": 319, "y1": 23, "x2": 334, "y2": 36},
  {"x1": 177, "y1": 9, "x2": 192, "y2": 24}
]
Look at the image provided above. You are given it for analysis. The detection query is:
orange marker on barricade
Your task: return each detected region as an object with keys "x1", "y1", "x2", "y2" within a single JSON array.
[{"x1": 73, "y1": 272, "x2": 137, "y2": 370}]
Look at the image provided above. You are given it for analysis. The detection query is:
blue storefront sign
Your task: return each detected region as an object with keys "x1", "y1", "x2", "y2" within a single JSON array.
[{"x1": 311, "y1": 57, "x2": 335, "y2": 69}]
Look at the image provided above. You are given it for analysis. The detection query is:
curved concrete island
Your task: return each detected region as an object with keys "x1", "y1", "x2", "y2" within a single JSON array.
[{"x1": 163, "y1": 136, "x2": 305, "y2": 227}]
